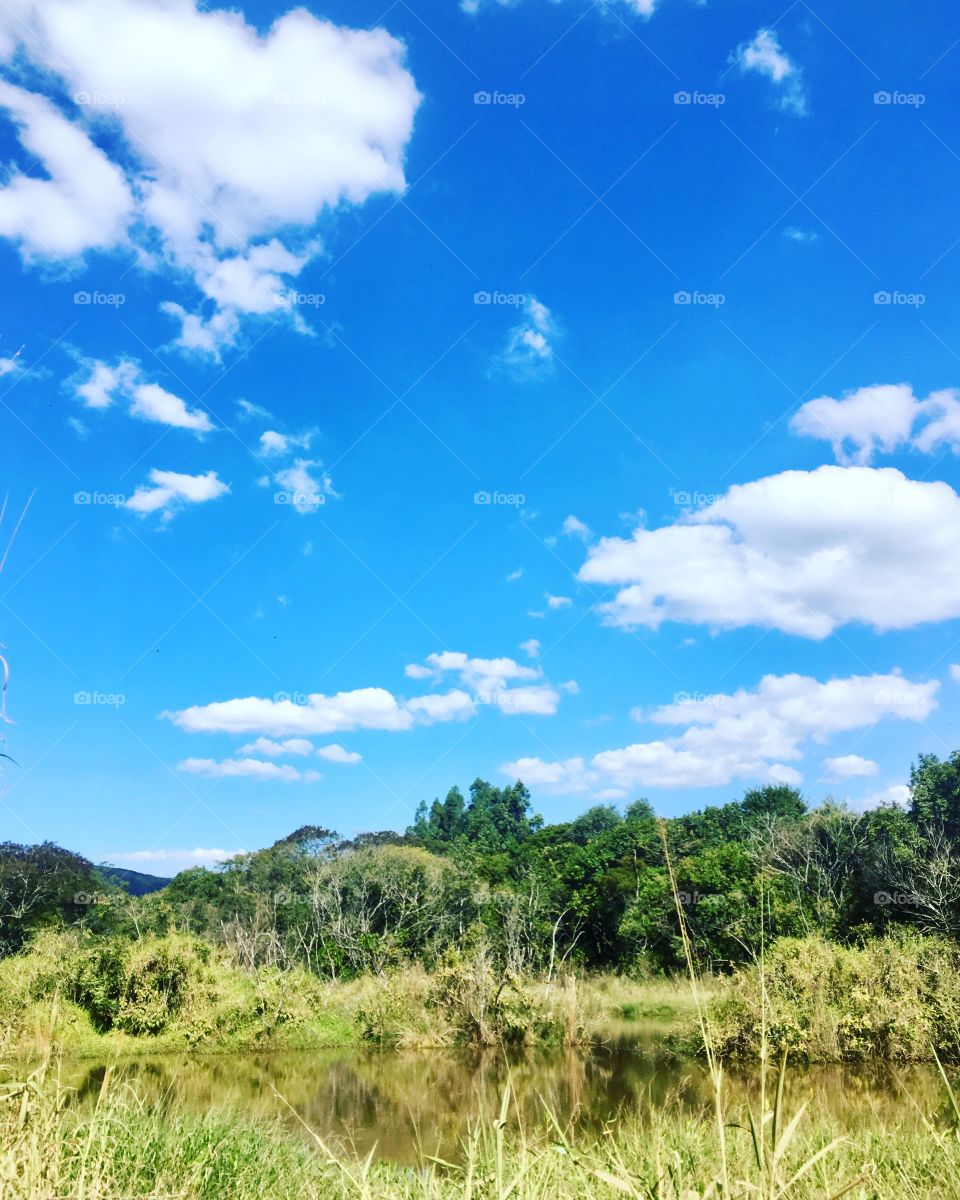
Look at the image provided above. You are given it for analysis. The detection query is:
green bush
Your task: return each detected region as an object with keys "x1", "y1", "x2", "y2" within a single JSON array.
[{"x1": 707, "y1": 932, "x2": 960, "y2": 1062}]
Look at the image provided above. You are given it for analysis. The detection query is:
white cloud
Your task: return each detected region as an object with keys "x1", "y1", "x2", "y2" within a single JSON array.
[
  {"x1": 0, "y1": 0, "x2": 421, "y2": 352},
  {"x1": 784, "y1": 226, "x2": 818, "y2": 244},
  {"x1": 850, "y1": 784, "x2": 911, "y2": 812},
  {"x1": 791, "y1": 383, "x2": 960, "y2": 464},
  {"x1": 74, "y1": 358, "x2": 212, "y2": 433},
  {"x1": 519, "y1": 638, "x2": 540, "y2": 658},
  {"x1": 499, "y1": 296, "x2": 556, "y2": 377},
  {"x1": 168, "y1": 687, "x2": 416, "y2": 736},
  {"x1": 732, "y1": 29, "x2": 806, "y2": 115},
  {"x1": 237, "y1": 398, "x2": 271, "y2": 421},
  {"x1": 179, "y1": 756, "x2": 321, "y2": 782},
  {"x1": 950, "y1": 664, "x2": 960, "y2": 683},
  {"x1": 405, "y1": 649, "x2": 572, "y2": 716},
  {"x1": 500, "y1": 755, "x2": 593, "y2": 794},
  {"x1": 259, "y1": 429, "x2": 313, "y2": 456},
  {"x1": 316, "y1": 743, "x2": 362, "y2": 764},
  {"x1": 0, "y1": 80, "x2": 134, "y2": 258},
  {"x1": 125, "y1": 468, "x2": 229, "y2": 520},
  {"x1": 259, "y1": 431, "x2": 290, "y2": 455},
  {"x1": 503, "y1": 670, "x2": 937, "y2": 793},
  {"x1": 579, "y1": 465, "x2": 960, "y2": 638},
  {"x1": 912, "y1": 390, "x2": 960, "y2": 455},
  {"x1": 273, "y1": 459, "x2": 335, "y2": 514},
  {"x1": 106, "y1": 847, "x2": 244, "y2": 867},
  {"x1": 562, "y1": 514, "x2": 591, "y2": 541},
  {"x1": 822, "y1": 754, "x2": 879, "y2": 781},
  {"x1": 404, "y1": 689, "x2": 477, "y2": 722},
  {"x1": 546, "y1": 594, "x2": 572, "y2": 610},
  {"x1": 237, "y1": 736, "x2": 313, "y2": 757},
  {"x1": 129, "y1": 382, "x2": 213, "y2": 433},
  {"x1": 506, "y1": 568, "x2": 523, "y2": 582}
]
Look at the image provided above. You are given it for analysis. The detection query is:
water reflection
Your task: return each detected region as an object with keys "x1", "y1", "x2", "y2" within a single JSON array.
[{"x1": 58, "y1": 1038, "x2": 951, "y2": 1165}]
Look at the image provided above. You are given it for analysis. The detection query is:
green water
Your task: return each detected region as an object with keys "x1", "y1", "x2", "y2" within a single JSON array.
[{"x1": 62, "y1": 1037, "x2": 950, "y2": 1164}]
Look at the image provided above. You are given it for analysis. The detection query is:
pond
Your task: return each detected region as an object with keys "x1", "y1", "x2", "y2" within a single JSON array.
[{"x1": 61, "y1": 1035, "x2": 952, "y2": 1164}]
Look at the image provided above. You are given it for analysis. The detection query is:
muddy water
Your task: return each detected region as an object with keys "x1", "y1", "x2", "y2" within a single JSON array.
[{"x1": 63, "y1": 1036, "x2": 951, "y2": 1164}]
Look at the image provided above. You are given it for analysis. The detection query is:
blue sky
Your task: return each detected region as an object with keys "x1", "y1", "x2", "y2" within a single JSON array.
[{"x1": 2, "y1": 0, "x2": 960, "y2": 874}]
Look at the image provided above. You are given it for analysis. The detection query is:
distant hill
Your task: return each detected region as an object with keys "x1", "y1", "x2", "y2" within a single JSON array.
[{"x1": 97, "y1": 865, "x2": 171, "y2": 896}]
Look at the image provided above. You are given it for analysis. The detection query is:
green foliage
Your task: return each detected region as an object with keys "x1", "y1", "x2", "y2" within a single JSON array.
[{"x1": 708, "y1": 932, "x2": 960, "y2": 1062}]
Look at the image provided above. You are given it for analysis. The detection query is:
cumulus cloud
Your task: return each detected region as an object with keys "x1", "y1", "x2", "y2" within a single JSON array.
[
  {"x1": 273, "y1": 459, "x2": 335, "y2": 514},
  {"x1": 0, "y1": 80, "x2": 134, "y2": 258},
  {"x1": 179, "y1": 756, "x2": 321, "y2": 781},
  {"x1": 545, "y1": 594, "x2": 572, "y2": 610},
  {"x1": 579, "y1": 465, "x2": 960, "y2": 638},
  {"x1": 237, "y1": 736, "x2": 313, "y2": 757},
  {"x1": 74, "y1": 358, "x2": 212, "y2": 433},
  {"x1": 106, "y1": 847, "x2": 244, "y2": 866},
  {"x1": 502, "y1": 670, "x2": 937, "y2": 794},
  {"x1": 405, "y1": 650, "x2": 573, "y2": 716},
  {"x1": 850, "y1": 784, "x2": 911, "y2": 812},
  {"x1": 732, "y1": 29, "x2": 806, "y2": 115},
  {"x1": 791, "y1": 383, "x2": 960, "y2": 463},
  {"x1": 821, "y1": 754, "x2": 879, "y2": 781},
  {"x1": 498, "y1": 296, "x2": 556, "y2": 377},
  {"x1": 126, "y1": 468, "x2": 229, "y2": 520},
  {"x1": 561, "y1": 514, "x2": 591, "y2": 541},
  {"x1": 519, "y1": 638, "x2": 540, "y2": 658},
  {"x1": 0, "y1": 0, "x2": 421, "y2": 352},
  {"x1": 316, "y1": 743, "x2": 362, "y2": 764}
]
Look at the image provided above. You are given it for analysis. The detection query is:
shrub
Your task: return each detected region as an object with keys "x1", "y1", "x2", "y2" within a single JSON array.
[{"x1": 706, "y1": 932, "x2": 960, "y2": 1062}]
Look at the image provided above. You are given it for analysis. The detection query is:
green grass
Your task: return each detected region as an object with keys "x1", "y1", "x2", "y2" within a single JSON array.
[{"x1": 3, "y1": 1056, "x2": 960, "y2": 1200}]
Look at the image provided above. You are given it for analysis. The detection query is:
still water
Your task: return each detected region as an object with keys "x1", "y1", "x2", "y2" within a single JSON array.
[{"x1": 64, "y1": 1036, "x2": 950, "y2": 1164}]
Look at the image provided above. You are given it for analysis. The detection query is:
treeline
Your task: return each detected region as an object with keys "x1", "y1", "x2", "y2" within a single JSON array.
[{"x1": 5, "y1": 752, "x2": 960, "y2": 977}]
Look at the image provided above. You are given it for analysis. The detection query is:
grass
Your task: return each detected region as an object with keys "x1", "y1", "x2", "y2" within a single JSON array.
[
  {"x1": 0, "y1": 930, "x2": 675, "y2": 1061},
  {"x1": 3, "y1": 1054, "x2": 960, "y2": 1199}
]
